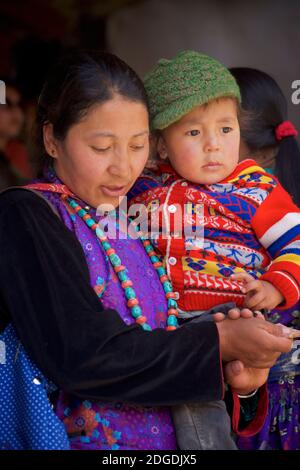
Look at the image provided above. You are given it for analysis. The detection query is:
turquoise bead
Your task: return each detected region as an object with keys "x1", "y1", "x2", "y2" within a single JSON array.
[
  {"x1": 167, "y1": 315, "x2": 178, "y2": 326},
  {"x1": 86, "y1": 218, "x2": 95, "y2": 228},
  {"x1": 125, "y1": 287, "x2": 136, "y2": 299},
  {"x1": 102, "y1": 241, "x2": 111, "y2": 251},
  {"x1": 168, "y1": 299, "x2": 178, "y2": 308},
  {"x1": 77, "y1": 208, "x2": 86, "y2": 217},
  {"x1": 109, "y1": 253, "x2": 121, "y2": 266},
  {"x1": 69, "y1": 200, "x2": 77, "y2": 209},
  {"x1": 163, "y1": 281, "x2": 173, "y2": 293},
  {"x1": 131, "y1": 305, "x2": 142, "y2": 318},
  {"x1": 145, "y1": 244, "x2": 152, "y2": 253},
  {"x1": 95, "y1": 227, "x2": 105, "y2": 238},
  {"x1": 157, "y1": 267, "x2": 165, "y2": 277},
  {"x1": 142, "y1": 323, "x2": 152, "y2": 331},
  {"x1": 118, "y1": 271, "x2": 127, "y2": 282},
  {"x1": 150, "y1": 255, "x2": 159, "y2": 263}
]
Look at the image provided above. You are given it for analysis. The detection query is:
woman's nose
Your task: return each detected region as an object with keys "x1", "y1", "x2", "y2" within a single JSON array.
[{"x1": 109, "y1": 150, "x2": 131, "y2": 177}]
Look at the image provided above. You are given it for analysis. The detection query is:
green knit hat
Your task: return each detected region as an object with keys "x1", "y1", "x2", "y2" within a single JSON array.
[{"x1": 144, "y1": 50, "x2": 241, "y2": 130}]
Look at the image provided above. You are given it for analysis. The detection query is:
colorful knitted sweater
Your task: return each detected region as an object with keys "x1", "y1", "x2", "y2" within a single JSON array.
[{"x1": 129, "y1": 159, "x2": 300, "y2": 312}]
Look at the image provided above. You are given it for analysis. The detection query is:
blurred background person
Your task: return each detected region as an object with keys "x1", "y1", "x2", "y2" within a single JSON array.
[
  {"x1": 230, "y1": 67, "x2": 300, "y2": 207},
  {"x1": 0, "y1": 78, "x2": 33, "y2": 185},
  {"x1": 230, "y1": 66, "x2": 300, "y2": 451}
]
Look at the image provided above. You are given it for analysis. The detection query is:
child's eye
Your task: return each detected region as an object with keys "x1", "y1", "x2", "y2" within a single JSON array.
[
  {"x1": 221, "y1": 127, "x2": 233, "y2": 134},
  {"x1": 187, "y1": 130, "x2": 200, "y2": 136}
]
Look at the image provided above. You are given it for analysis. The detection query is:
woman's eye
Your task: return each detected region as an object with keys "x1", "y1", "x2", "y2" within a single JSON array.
[
  {"x1": 131, "y1": 145, "x2": 145, "y2": 151},
  {"x1": 222, "y1": 127, "x2": 232, "y2": 134},
  {"x1": 187, "y1": 130, "x2": 200, "y2": 136},
  {"x1": 91, "y1": 146, "x2": 110, "y2": 152}
]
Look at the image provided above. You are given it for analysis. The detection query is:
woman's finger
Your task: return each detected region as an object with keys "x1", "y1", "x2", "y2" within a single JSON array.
[
  {"x1": 227, "y1": 308, "x2": 241, "y2": 319},
  {"x1": 240, "y1": 308, "x2": 254, "y2": 318},
  {"x1": 212, "y1": 312, "x2": 226, "y2": 322}
]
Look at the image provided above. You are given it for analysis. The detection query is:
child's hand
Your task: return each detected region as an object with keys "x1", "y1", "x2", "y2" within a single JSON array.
[{"x1": 231, "y1": 273, "x2": 284, "y2": 310}]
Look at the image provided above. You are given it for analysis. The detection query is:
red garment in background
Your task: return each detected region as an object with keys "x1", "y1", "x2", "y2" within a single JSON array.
[{"x1": 6, "y1": 140, "x2": 33, "y2": 179}]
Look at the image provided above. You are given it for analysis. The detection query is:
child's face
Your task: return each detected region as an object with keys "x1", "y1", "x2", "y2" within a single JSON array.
[{"x1": 158, "y1": 98, "x2": 240, "y2": 185}]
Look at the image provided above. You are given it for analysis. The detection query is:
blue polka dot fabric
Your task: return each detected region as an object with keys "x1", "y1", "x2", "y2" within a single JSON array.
[{"x1": 0, "y1": 324, "x2": 70, "y2": 449}]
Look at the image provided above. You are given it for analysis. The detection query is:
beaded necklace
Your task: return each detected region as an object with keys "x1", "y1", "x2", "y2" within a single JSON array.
[
  {"x1": 65, "y1": 197, "x2": 179, "y2": 331},
  {"x1": 25, "y1": 180, "x2": 179, "y2": 331}
]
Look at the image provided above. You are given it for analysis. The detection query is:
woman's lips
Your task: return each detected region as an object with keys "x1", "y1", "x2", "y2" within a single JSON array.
[{"x1": 101, "y1": 185, "x2": 127, "y2": 197}]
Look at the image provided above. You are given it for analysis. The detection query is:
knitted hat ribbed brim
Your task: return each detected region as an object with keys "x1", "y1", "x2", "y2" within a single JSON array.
[{"x1": 144, "y1": 50, "x2": 241, "y2": 130}]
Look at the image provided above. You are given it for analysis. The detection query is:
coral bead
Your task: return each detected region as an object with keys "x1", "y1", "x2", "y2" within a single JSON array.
[
  {"x1": 122, "y1": 280, "x2": 133, "y2": 288},
  {"x1": 166, "y1": 326, "x2": 177, "y2": 331},
  {"x1": 153, "y1": 262, "x2": 163, "y2": 268},
  {"x1": 166, "y1": 292, "x2": 176, "y2": 299},
  {"x1": 136, "y1": 316, "x2": 147, "y2": 325},
  {"x1": 168, "y1": 309, "x2": 178, "y2": 316},
  {"x1": 115, "y1": 265, "x2": 125, "y2": 273},
  {"x1": 127, "y1": 298, "x2": 139, "y2": 308}
]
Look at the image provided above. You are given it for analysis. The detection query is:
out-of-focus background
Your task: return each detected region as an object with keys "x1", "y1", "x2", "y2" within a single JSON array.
[{"x1": 0, "y1": 0, "x2": 299, "y2": 182}]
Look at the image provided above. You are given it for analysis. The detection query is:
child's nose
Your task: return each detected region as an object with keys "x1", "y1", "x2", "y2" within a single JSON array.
[{"x1": 204, "y1": 134, "x2": 220, "y2": 153}]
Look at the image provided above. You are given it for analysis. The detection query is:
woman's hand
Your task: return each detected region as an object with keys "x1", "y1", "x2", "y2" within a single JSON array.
[
  {"x1": 224, "y1": 360, "x2": 269, "y2": 395},
  {"x1": 216, "y1": 316, "x2": 296, "y2": 368},
  {"x1": 213, "y1": 307, "x2": 262, "y2": 322}
]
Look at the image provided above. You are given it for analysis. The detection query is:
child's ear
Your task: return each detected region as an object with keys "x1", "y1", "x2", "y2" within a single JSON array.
[{"x1": 157, "y1": 136, "x2": 168, "y2": 160}]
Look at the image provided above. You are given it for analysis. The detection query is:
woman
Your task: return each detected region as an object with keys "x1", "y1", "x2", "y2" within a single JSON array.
[
  {"x1": 230, "y1": 67, "x2": 300, "y2": 450},
  {"x1": 0, "y1": 52, "x2": 293, "y2": 450}
]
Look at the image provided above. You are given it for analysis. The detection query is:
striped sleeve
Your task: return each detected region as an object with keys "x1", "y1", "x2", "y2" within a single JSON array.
[{"x1": 251, "y1": 184, "x2": 300, "y2": 309}]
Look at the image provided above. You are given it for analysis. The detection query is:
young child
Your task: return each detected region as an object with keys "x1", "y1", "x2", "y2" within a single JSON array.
[{"x1": 129, "y1": 51, "x2": 300, "y2": 449}]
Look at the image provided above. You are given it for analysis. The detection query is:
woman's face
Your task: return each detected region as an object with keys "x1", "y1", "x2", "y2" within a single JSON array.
[{"x1": 46, "y1": 95, "x2": 149, "y2": 208}]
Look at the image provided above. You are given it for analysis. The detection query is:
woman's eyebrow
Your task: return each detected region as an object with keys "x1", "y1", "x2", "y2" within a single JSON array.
[
  {"x1": 88, "y1": 130, "x2": 149, "y2": 138},
  {"x1": 132, "y1": 130, "x2": 149, "y2": 137},
  {"x1": 88, "y1": 131, "x2": 115, "y2": 137}
]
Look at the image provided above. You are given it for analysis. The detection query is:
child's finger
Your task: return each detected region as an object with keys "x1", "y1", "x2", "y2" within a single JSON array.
[
  {"x1": 253, "y1": 311, "x2": 266, "y2": 320},
  {"x1": 231, "y1": 272, "x2": 254, "y2": 284},
  {"x1": 244, "y1": 291, "x2": 265, "y2": 309},
  {"x1": 242, "y1": 280, "x2": 262, "y2": 294},
  {"x1": 289, "y1": 328, "x2": 300, "y2": 339}
]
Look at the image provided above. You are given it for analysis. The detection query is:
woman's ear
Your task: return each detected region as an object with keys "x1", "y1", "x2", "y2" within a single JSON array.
[
  {"x1": 157, "y1": 136, "x2": 168, "y2": 160},
  {"x1": 43, "y1": 123, "x2": 59, "y2": 159}
]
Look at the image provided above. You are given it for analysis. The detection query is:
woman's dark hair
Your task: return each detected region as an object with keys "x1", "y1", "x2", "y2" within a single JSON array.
[
  {"x1": 230, "y1": 67, "x2": 300, "y2": 206},
  {"x1": 36, "y1": 50, "x2": 149, "y2": 173}
]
